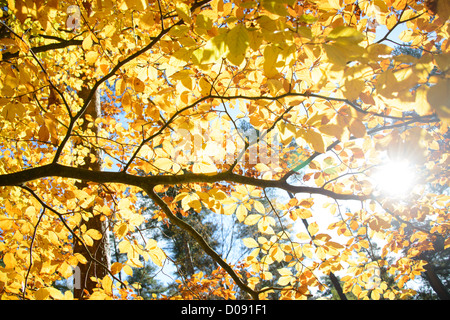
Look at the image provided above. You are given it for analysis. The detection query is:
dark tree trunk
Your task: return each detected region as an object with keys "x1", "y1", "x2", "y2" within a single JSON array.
[
  {"x1": 423, "y1": 262, "x2": 450, "y2": 300},
  {"x1": 329, "y1": 272, "x2": 347, "y2": 300},
  {"x1": 73, "y1": 87, "x2": 110, "y2": 299}
]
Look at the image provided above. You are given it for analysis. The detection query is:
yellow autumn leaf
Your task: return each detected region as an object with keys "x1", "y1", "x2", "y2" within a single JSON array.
[
  {"x1": 349, "y1": 119, "x2": 366, "y2": 138},
  {"x1": 118, "y1": 240, "x2": 132, "y2": 254},
  {"x1": 123, "y1": 264, "x2": 133, "y2": 277},
  {"x1": 226, "y1": 24, "x2": 249, "y2": 66},
  {"x1": 154, "y1": 158, "x2": 173, "y2": 171},
  {"x1": 86, "y1": 228, "x2": 103, "y2": 240},
  {"x1": 415, "y1": 86, "x2": 432, "y2": 116},
  {"x1": 278, "y1": 267, "x2": 293, "y2": 276},
  {"x1": 175, "y1": 1, "x2": 191, "y2": 23},
  {"x1": 244, "y1": 214, "x2": 261, "y2": 226},
  {"x1": 327, "y1": 26, "x2": 364, "y2": 44},
  {"x1": 343, "y1": 79, "x2": 365, "y2": 101},
  {"x1": 102, "y1": 275, "x2": 113, "y2": 294},
  {"x1": 263, "y1": 45, "x2": 281, "y2": 78},
  {"x1": 58, "y1": 261, "x2": 74, "y2": 278},
  {"x1": 146, "y1": 239, "x2": 166, "y2": 267},
  {"x1": 83, "y1": 234, "x2": 94, "y2": 246},
  {"x1": 111, "y1": 262, "x2": 123, "y2": 275},
  {"x1": 262, "y1": 0, "x2": 289, "y2": 16},
  {"x1": 133, "y1": 77, "x2": 145, "y2": 93},
  {"x1": 35, "y1": 288, "x2": 50, "y2": 300},
  {"x1": 258, "y1": 216, "x2": 275, "y2": 234},
  {"x1": 297, "y1": 208, "x2": 312, "y2": 219},
  {"x1": 427, "y1": 79, "x2": 450, "y2": 121},
  {"x1": 243, "y1": 237, "x2": 259, "y2": 248},
  {"x1": 192, "y1": 32, "x2": 228, "y2": 65},
  {"x1": 304, "y1": 130, "x2": 326, "y2": 153},
  {"x1": 296, "y1": 232, "x2": 310, "y2": 241},
  {"x1": 3, "y1": 252, "x2": 15, "y2": 268},
  {"x1": 315, "y1": 246, "x2": 327, "y2": 260},
  {"x1": 308, "y1": 222, "x2": 319, "y2": 236},
  {"x1": 46, "y1": 287, "x2": 64, "y2": 300},
  {"x1": 327, "y1": 241, "x2": 344, "y2": 250},
  {"x1": 82, "y1": 33, "x2": 93, "y2": 51},
  {"x1": 86, "y1": 51, "x2": 98, "y2": 65},
  {"x1": 253, "y1": 200, "x2": 265, "y2": 214},
  {"x1": 75, "y1": 253, "x2": 88, "y2": 264},
  {"x1": 125, "y1": 0, "x2": 147, "y2": 11},
  {"x1": 236, "y1": 204, "x2": 248, "y2": 222},
  {"x1": 277, "y1": 275, "x2": 293, "y2": 286},
  {"x1": 115, "y1": 223, "x2": 128, "y2": 239},
  {"x1": 262, "y1": 271, "x2": 273, "y2": 280}
]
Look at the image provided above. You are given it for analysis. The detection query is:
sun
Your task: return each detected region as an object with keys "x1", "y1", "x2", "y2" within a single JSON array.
[{"x1": 372, "y1": 160, "x2": 416, "y2": 198}]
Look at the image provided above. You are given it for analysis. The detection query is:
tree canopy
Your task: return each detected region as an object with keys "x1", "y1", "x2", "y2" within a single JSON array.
[{"x1": 0, "y1": 0, "x2": 449, "y2": 300}]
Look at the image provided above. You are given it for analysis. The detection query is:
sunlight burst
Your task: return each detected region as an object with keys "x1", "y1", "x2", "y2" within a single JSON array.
[{"x1": 372, "y1": 160, "x2": 416, "y2": 198}]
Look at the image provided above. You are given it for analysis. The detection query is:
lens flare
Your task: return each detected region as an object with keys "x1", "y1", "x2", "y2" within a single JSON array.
[{"x1": 373, "y1": 160, "x2": 416, "y2": 197}]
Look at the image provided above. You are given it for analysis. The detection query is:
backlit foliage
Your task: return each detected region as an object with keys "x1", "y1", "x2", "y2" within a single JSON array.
[{"x1": 0, "y1": 0, "x2": 449, "y2": 300}]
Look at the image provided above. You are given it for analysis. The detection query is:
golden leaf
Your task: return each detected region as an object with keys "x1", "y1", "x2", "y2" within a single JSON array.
[
  {"x1": 82, "y1": 33, "x2": 93, "y2": 51},
  {"x1": 327, "y1": 26, "x2": 364, "y2": 44},
  {"x1": 296, "y1": 232, "x2": 310, "y2": 241},
  {"x1": 102, "y1": 275, "x2": 113, "y2": 294},
  {"x1": 236, "y1": 204, "x2": 248, "y2": 222},
  {"x1": 115, "y1": 223, "x2": 128, "y2": 239},
  {"x1": 307, "y1": 222, "x2": 319, "y2": 236},
  {"x1": 86, "y1": 228, "x2": 103, "y2": 240},
  {"x1": 244, "y1": 214, "x2": 261, "y2": 226},
  {"x1": 243, "y1": 237, "x2": 259, "y2": 248},
  {"x1": 35, "y1": 288, "x2": 50, "y2": 300},
  {"x1": 304, "y1": 130, "x2": 326, "y2": 153},
  {"x1": 349, "y1": 119, "x2": 366, "y2": 138},
  {"x1": 86, "y1": 51, "x2": 98, "y2": 65},
  {"x1": 253, "y1": 200, "x2": 265, "y2": 214},
  {"x1": 111, "y1": 262, "x2": 123, "y2": 275},
  {"x1": 226, "y1": 24, "x2": 249, "y2": 66},
  {"x1": 3, "y1": 252, "x2": 16, "y2": 268},
  {"x1": 427, "y1": 79, "x2": 450, "y2": 121}
]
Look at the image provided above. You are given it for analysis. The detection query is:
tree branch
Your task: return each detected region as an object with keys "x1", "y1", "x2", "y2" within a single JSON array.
[
  {"x1": 1, "y1": 38, "x2": 83, "y2": 62},
  {"x1": 145, "y1": 186, "x2": 259, "y2": 300},
  {"x1": 0, "y1": 163, "x2": 370, "y2": 201},
  {"x1": 22, "y1": 203, "x2": 45, "y2": 300}
]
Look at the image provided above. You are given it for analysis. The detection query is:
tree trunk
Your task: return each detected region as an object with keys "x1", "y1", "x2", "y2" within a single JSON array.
[
  {"x1": 181, "y1": 231, "x2": 195, "y2": 276},
  {"x1": 423, "y1": 262, "x2": 450, "y2": 300},
  {"x1": 329, "y1": 272, "x2": 347, "y2": 300},
  {"x1": 73, "y1": 86, "x2": 110, "y2": 299}
]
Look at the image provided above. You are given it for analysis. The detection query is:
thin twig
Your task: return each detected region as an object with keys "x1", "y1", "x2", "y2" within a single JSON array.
[
  {"x1": 22, "y1": 206, "x2": 46, "y2": 300},
  {"x1": 20, "y1": 185, "x2": 128, "y2": 289}
]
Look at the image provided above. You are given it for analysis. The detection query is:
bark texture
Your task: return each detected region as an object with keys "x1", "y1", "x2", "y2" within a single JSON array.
[{"x1": 73, "y1": 86, "x2": 110, "y2": 299}]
